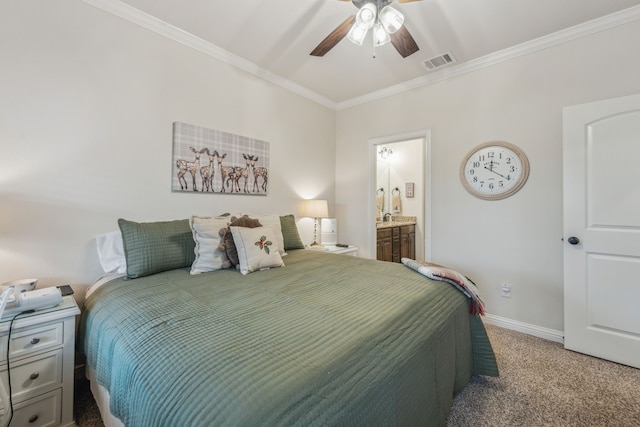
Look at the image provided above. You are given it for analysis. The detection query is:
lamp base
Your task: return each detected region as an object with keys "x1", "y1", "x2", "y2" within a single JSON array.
[{"x1": 310, "y1": 217, "x2": 325, "y2": 247}]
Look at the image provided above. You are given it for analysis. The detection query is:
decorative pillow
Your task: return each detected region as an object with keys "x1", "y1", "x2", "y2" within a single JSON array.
[
  {"x1": 222, "y1": 215, "x2": 262, "y2": 266},
  {"x1": 254, "y1": 215, "x2": 286, "y2": 256},
  {"x1": 230, "y1": 226, "x2": 285, "y2": 275},
  {"x1": 189, "y1": 216, "x2": 232, "y2": 274},
  {"x1": 95, "y1": 231, "x2": 126, "y2": 273},
  {"x1": 279, "y1": 214, "x2": 304, "y2": 250},
  {"x1": 118, "y1": 218, "x2": 195, "y2": 279}
]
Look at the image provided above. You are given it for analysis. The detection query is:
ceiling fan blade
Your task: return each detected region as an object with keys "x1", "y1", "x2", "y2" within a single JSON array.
[
  {"x1": 310, "y1": 16, "x2": 355, "y2": 57},
  {"x1": 390, "y1": 25, "x2": 419, "y2": 58}
]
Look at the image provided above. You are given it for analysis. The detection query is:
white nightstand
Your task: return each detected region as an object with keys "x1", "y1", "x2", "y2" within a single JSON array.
[
  {"x1": 309, "y1": 245, "x2": 358, "y2": 256},
  {"x1": 0, "y1": 295, "x2": 80, "y2": 427}
]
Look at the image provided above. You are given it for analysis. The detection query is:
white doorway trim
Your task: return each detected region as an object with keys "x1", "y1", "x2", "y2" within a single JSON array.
[{"x1": 368, "y1": 130, "x2": 432, "y2": 261}]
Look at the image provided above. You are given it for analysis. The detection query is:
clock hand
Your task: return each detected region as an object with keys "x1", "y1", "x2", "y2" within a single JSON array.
[{"x1": 484, "y1": 166, "x2": 508, "y2": 179}]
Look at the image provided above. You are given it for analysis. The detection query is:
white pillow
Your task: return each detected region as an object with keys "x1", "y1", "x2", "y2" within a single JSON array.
[
  {"x1": 95, "y1": 231, "x2": 126, "y2": 274},
  {"x1": 252, "y1": 215, "x2": 287, "y2": 256},
  {"x1": 230, "y1": 226, "x2": 285, "y2": 275},
  {"x1": 190, "y1": 216, "x2": 232, "y2": 274}
]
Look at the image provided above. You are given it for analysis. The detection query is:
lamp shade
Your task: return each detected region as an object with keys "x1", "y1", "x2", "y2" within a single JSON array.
[
  {"x1": 347, "y1": 24, "x2": 368, "y2": 46},
  {"x1": 379, "y1": 5, "x2": 404, "y2": 34},
  {"x1": 303, "y1": 199, "x2": 329, "y2": 218},
  {"x1": 355, "y1": 3, "x2": 377, "y2": 30},
  {"x1": 373, "y1": 23, "x2": 391, "y2": 47}
]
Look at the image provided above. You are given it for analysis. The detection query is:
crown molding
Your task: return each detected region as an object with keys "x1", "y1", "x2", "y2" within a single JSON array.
[
  {"x1": 83, "y1": 1, "x2": 640, "y2": 112},
  {"x1": 337, "y1": 5, "x2": 640, "y2": 110},
  {"x1": 82, "y1": 0, "x2": 337, "y2": 110}
]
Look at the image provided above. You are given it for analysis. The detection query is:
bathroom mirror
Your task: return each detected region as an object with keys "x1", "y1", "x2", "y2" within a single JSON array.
[{"x1": 376, "y1": 155, "x2": 390, "y2": 220}]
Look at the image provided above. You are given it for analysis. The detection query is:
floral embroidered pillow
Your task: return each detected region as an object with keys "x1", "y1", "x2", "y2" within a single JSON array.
[{"x1": 229, "y1": 226, "x2": 285, "y2": 275}]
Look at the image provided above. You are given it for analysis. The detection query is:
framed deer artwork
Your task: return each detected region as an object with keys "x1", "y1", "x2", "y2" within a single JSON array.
[{"x1": 172, "y1": 122, "x2": 269, "y2": 195}]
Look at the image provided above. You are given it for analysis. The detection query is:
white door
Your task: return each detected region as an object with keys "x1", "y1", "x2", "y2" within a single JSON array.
[{"x1": 563, "y1": 93, "x2": 640, "y2": 369}]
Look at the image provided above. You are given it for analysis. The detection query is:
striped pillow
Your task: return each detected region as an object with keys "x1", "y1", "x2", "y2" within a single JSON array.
[{"x1": 279, "y1": 214, "x2": 304, "y2": 250}]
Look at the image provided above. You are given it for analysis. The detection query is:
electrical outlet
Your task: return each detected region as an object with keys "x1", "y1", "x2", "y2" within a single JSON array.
[{"x1": 501, "y1": 284, "x2": 511, "y2": 298}]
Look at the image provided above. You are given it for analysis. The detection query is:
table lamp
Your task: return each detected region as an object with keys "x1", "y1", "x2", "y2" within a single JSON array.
[{"x1": 303, "y1": 199, "x2": 328, "y2": 247}]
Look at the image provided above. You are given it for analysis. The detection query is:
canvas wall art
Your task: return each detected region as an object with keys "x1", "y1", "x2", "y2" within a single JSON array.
[{"x1": 172, "y1": 122, "x2": 269, "y2": 195}]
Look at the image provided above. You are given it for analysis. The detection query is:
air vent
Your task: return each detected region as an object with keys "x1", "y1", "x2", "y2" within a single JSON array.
[{"x1": 423, "y1": 52, "x2": 456, "y2": 70}]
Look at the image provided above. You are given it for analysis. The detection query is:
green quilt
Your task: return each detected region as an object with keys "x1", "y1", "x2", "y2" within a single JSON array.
[{"x1": 79, "y1": 249, "x2": 498, "y2": 427}]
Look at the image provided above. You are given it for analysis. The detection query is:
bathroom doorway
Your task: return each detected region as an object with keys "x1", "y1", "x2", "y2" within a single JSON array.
[{"x1": 369, "y1": 131, "x2": 431, "y2": 262}]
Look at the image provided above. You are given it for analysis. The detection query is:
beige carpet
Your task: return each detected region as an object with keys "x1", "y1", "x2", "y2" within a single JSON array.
[
  {"x1": 447, "y1": 324, "x2": 640, "y2": 427},
  {"x1": 73, "y1": 324, "x2": 640, "y2": 426}
]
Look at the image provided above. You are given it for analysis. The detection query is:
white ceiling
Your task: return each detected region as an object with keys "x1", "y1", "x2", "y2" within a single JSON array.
[{"x1": 101, "y1": 0, "x2": 640, "y2": 107}]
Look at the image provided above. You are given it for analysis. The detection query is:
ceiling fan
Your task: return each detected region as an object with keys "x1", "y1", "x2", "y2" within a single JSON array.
[{"x1": 310, "y1": 0, "x2": 422, "y2": 58}]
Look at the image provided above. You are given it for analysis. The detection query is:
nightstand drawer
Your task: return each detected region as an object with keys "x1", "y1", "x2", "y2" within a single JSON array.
[
  {"x1": 3, "y1": 388, "x2": 61, "y2": 427},
  {"x1": 0, "y1": 322, "x2": 63, "y2": 362},
  {"x1": 0, "y1": 349, "x2": 63, "y2": 404}
]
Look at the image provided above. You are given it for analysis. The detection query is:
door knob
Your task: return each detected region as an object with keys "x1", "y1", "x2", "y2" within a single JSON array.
[{"x1": 567, "y1": 236, "x2": 580, "y2": 245}]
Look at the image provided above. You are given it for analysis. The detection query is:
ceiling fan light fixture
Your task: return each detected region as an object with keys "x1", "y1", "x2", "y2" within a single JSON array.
[
  {"x1": 379, "y1": 5, "x2": 404, "y2": 34},
  {"x1": 355, "y1": 3, "x2": 377, "y2": 30},
  {"x1": 373, "y1": 23, "x2": 391, "y2": 47},
  {"x1": 347, "y1": 24, "x2": 368, "y2": 46},
  {"x1": 309, "y1": 0, "x2": 420, "y2": 58}
]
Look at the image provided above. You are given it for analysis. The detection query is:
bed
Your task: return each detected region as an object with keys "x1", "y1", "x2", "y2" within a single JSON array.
[{"x1": 79, "y1": 216, "x2": 498, "y2": 427}]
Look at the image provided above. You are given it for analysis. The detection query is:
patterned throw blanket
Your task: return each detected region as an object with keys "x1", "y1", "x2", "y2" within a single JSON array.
[{"x1": 402, "y1": 258, "x2": 486, "y2": 316}]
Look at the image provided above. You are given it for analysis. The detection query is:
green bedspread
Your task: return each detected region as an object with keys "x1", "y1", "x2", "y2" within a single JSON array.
[{"x1": 79, "y1": 249, "x2": 498, "y2": 427}]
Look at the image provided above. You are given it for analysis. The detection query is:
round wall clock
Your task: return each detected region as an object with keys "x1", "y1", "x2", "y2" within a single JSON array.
[{"x1": 460, "y1": 141, "x2": 530, "y2": 200}]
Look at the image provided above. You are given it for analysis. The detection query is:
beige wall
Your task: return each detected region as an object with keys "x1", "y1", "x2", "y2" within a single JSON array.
[
  {"x1": 0, "y1": 1, "x2": 335, "y2": 291},
  {"x1": 335, "y1": 20, "x2": 640, "y2": 332}
]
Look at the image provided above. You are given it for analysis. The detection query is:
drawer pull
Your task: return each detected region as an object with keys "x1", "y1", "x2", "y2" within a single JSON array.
[
  {"x1": 29, "y1": 415, "x2": 39, "y2": 423},
  {"x1": 29, "y1": 372, "x2": 40, "y2": 380},
  {"x1": 30, "y1": 337, "x2": 40, "y2": 345}
]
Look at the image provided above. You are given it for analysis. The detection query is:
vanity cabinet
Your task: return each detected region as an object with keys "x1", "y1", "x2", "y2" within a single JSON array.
[
  {"x1": 399, "y1": 224, "x2": 415, "y2": 261},
  {"x1": 376, "y1": 224, "x2": 415, "y2": 263},
  {"x1": 376, "y1": 228, "x2": 393, "y2": 262}
]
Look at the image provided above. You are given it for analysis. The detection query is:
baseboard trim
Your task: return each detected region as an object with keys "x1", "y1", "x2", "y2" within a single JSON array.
[{"x1": 484, "y1": 313, "x2": 564, "y2": 344}]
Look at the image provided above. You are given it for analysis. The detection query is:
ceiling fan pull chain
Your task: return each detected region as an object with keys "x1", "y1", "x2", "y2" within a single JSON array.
[
  {"x1": 375, "y1": 0, "x2": 379, "y2": 58},
  {"x1": 373, "y1": 0, "x2": 379, "y2": 58}
]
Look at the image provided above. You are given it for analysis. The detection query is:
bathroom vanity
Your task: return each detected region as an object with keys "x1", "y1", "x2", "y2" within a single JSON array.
[{"x1": 376, "y1": 217, "x2": 416, "y2": 263}]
